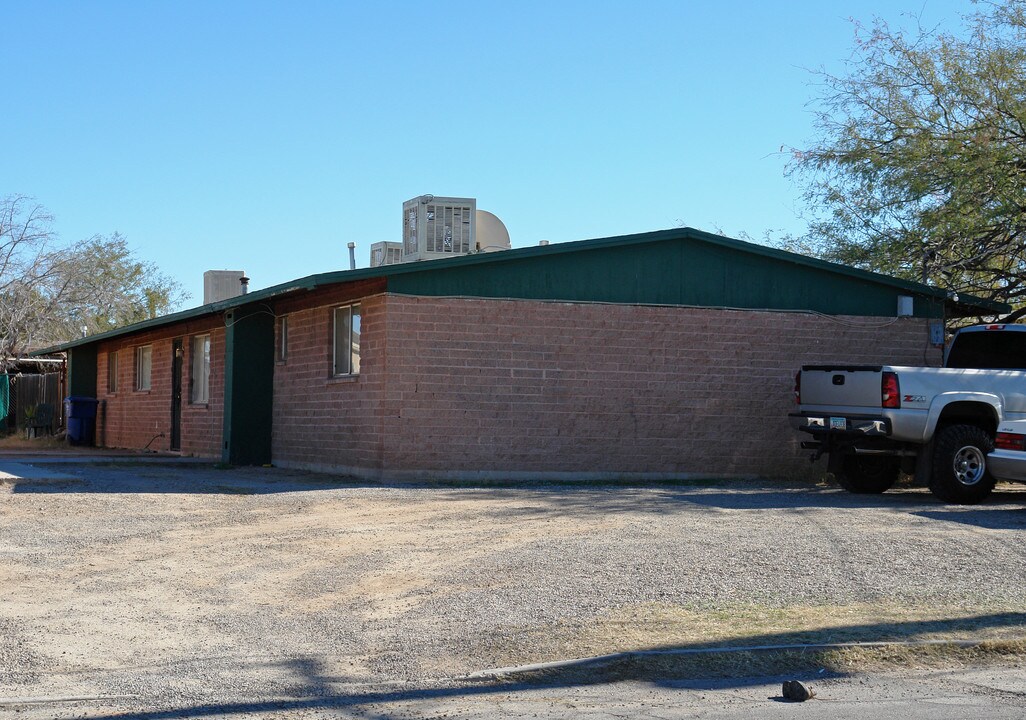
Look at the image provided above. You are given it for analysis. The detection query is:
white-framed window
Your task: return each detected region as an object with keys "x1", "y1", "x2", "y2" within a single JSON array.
[
  {"x1": 277, "y1": 315, "x2": 288, "y2": 363},
  {"x1": 190, "y1": 334, "x2": 210, "y2": 404},
  {"x1": 107, "y1": 350, "x2": 119, "y2": 394},
  {"x1": 135, "y1": 345, "x2": 152, "y2": 391},
  {"x1": 333, "y1": 304, "x2": 361, "y2": 376}
]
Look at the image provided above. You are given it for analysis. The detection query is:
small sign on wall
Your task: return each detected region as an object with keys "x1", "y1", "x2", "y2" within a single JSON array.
[
  {"x1": 930, "y1": 320, "x2": 945, "y2": 347},
  {"x1": 897, "y1": 295, "x2": 914, "y2": 317}
]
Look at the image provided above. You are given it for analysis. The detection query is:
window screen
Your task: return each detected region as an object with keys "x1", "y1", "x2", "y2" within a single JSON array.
[
  {"x1": 191, "y1": 334, "x2": 210, "y2": 403},
  {"x1": 333, "y1": 304, "x2": 361, "y2": 376},
  {"x1": 135, "y1": 346, "x2": 152, "y2": 391},
  {"x1": 108, "y1": 351, "x2": 118, "y2": 393}
]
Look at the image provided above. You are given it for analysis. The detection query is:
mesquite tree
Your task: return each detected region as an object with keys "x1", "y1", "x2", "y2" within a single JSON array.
[{"x1": 789, "y1": 1, "x2": 1026, "y2": 321}]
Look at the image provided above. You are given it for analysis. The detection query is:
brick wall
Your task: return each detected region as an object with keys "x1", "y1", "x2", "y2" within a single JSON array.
[
  {"x1": 271, "y1": 293, "x2": 941, "y2": 479},
  {"x1": 88, "y1": 290, "x2": 943, "y2": 476},
  {"x1": 270, "y1": 293, "x2": 388, "y2": 470},
  {"x1": 96, "y1": 318, "x2": 224, "y2": 456}
]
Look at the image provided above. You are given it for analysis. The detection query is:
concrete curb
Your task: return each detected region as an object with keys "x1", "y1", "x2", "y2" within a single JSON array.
[{"x1": 0, "y1": 455, "x2": 212, "y2": 465}]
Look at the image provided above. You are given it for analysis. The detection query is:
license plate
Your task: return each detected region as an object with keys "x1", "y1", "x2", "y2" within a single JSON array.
[{"x1": 830, "y1": 417, "x2": 847, "y2": 430}]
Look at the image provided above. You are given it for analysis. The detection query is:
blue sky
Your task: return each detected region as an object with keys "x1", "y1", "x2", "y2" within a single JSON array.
[{"x1": 4, "y1": 0, "x2": 974, "y2": 306}]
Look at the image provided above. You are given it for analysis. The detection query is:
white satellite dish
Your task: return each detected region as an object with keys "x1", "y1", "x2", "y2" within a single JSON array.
[{"x1": 475, "y1": 209, "x2": 511, "y2": 252}]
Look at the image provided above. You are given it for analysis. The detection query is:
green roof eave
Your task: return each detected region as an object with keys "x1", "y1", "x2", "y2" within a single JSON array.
[
  {"x1": 945, "y1": 293, "x2": 1011, "y2": 317},
  {"x1": 31, "y1": 226, "x2": 1005, "y2": 354}
]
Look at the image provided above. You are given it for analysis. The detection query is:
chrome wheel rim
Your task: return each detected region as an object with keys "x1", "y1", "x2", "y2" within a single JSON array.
[{"x1": 953, "y1": 445, "x2": 986, "y2": 486}]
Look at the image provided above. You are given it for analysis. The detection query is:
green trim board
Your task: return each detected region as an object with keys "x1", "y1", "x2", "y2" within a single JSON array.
[{"x1": 34, "y1": 227, "x2": 1009, "y2": 354}]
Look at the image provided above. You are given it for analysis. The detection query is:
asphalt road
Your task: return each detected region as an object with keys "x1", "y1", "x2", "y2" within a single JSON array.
[{"x1": 2, "y1": 666, "x2": 1025, "y2": 719}]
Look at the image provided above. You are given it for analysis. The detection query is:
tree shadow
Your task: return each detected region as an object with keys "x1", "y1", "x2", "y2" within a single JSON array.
[
  {"x1": 61, "y1": 610, "x2": 1026, "y2": 719},
  {"x1": 7, "y1": 464, "x2": 1026, "y2": 522},
  {"x1": 443, "y1": 483, "x2": 1026, "y2": 522}
]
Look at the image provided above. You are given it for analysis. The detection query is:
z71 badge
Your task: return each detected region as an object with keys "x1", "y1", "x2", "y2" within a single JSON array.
[{"x1": 903, "y1": 394, "x2": 927, "y2": 403}]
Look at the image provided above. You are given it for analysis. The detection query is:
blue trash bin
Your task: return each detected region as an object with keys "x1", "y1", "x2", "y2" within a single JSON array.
[{"x1": 65, "y1": 396, "x2": 99, "y2": 445}]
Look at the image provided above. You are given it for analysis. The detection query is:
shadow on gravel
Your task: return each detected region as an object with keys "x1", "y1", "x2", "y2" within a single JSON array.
[
  {"x1": 11, "y1": 466, "x2": 1026, "y2": 517},
  {"x1": 70, "y1": 612, "x2": 1026, "y2": 720},
  {"x1": 442, "y1": 484, "x2": 1026, "y2": 520},
  {"x1": 5, "y1": 466, "x2": 369, "y2": 495},
  {"x1": 674, "y1": 485, "x2": 1026, "y2": 510},
  {"x1": 913, "y1": 507, "x2": 1026, "y2": 530}
]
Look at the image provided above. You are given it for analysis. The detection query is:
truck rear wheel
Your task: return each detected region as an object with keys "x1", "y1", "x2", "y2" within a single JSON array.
[
  {"x1": 929, "y1": 424, "x2": 996, "y2": 504},
  {"x1": 834, "y1": 454, "x2": 900, "y2": 494}
]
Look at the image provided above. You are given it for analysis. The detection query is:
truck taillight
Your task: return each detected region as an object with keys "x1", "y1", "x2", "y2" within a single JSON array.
[
  {"x1": 995, "y1": 432, "x2": 1026, "y2": 451},
  {"x1": 881, "y1": 372, "x2": 900, "y2": 409},
  {"x1": 794, "y1": 371, "x2": 801, "y2": 404}
]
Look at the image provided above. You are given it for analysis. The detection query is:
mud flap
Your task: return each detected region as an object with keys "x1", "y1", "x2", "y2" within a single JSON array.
[{"x1": 914, "y1": 440, "x2": 934, "y2": 486}]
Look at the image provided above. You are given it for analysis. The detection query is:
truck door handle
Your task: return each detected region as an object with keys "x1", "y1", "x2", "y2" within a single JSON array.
[{"x1": 833, "y1": 375, "x2": 845, "y2": 385}]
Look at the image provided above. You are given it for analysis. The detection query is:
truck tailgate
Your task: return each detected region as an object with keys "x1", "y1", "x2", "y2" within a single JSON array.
[{"x1": 800, "y1": 365, "x2": 884, "y2": 408}]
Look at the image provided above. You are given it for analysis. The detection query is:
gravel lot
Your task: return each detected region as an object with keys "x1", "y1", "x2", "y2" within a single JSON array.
[{"x1": 1, "y1": 462, "x2": 1025, "y2": 717}]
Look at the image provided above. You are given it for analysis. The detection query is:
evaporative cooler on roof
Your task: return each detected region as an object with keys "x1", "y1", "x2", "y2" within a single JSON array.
[
  {"x1": 401, "y1": 195, "x2": 477, "y2": 262},
  {"x1": 369, "y1": 242, "x2": 403, "y2": 268}
]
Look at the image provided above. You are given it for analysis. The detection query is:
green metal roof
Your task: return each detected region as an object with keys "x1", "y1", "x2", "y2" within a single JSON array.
[{"x1": 35, "y1": 227, "x2": 1009, "y2": 354}]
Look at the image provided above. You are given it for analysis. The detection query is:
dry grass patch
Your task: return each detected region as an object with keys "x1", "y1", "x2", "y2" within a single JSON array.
[{"x1": 480, "y1": 601, "x2": 1026, "y2": 674}]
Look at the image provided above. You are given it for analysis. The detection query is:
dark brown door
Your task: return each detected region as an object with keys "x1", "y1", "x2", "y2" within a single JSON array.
[{"x1": 170, "y1": 338, "x2": 183, "y2": 451}]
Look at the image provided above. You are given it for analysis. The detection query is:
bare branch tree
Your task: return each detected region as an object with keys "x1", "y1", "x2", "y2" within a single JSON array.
[{"x1": 0, "y1": 195, "x2": 188, "y2": 369}]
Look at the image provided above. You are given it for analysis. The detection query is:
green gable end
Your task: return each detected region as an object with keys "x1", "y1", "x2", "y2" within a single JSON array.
[{"x1": 388, "y1": 231, "x2": 949, "y2": 318}]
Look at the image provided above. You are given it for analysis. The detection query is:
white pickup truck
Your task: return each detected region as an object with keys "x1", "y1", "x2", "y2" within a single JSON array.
[{"x1": 790, "y1": 324, "x2": 1026, "y2": 504}]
